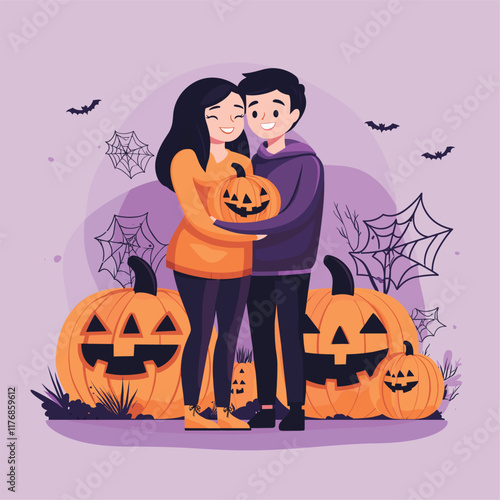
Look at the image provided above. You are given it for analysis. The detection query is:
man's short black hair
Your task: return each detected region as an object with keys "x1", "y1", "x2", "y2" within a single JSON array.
[{"x1": 239, "y1": 68, "x2": 306, "y2": 131}]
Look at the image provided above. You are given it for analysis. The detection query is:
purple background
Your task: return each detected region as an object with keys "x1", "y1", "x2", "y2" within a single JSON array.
[{"x1": 1, "y1": 1, "x2": 499, "y2": 499}]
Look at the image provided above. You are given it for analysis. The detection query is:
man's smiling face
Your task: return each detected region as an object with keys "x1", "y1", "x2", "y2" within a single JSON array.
[{"x1": 245, "y1": 90, "x2": 300, "y2": 140}]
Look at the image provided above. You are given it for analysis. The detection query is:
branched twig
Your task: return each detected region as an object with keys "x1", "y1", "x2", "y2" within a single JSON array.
[
  {"x1": 439, "y1": 351, "x2": 462, "y2": 402},
  {"x1": 334, "y1": 203, "x2": 361, "y2": 252},
  {"x1": 440, "y1": 356, "x2": 462, "y2": 381}
]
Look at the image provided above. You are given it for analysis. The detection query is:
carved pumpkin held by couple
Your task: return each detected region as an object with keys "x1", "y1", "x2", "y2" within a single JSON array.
[{"x1": 56, "y1": 69, "x2": 444, "y2": 430}]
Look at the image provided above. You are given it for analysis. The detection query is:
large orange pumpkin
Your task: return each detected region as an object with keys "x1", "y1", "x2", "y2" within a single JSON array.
[
  {"x1": 276, "y1": 255, "x2": 419, "y2": 418},
  {"x1": 208, "y1": 162, "x2": 281, "y2": 222},
  {"x1": 370, "y1": 341, "x2": 445, "y2": 419},
  {"x1": 56, "y1": 257, "x2": 215, "y2": 418}
]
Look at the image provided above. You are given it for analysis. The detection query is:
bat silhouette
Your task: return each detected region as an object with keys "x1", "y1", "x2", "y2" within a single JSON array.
[
  {"x1": 365, "y1": 121, "x2": 400, "y2": 132},
  {"x1": 421, "y1": 147, "x2": 454, "y2": 160},
  {"x1": 67, "y1": 99, "x2": 101, "y2": 115}
]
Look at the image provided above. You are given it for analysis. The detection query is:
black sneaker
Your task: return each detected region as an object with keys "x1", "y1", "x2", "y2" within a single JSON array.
[
  {"x1": 279, "y1": 408, "x2": 305, "y2": 431},
  {"x1": 248, "y1": 409, "x2": 275, "y2": 428}
]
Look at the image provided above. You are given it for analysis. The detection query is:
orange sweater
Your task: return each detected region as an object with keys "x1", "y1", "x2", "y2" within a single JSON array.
[{"x1": 166, "y1": 149, "x2": 257, "y2": 279}]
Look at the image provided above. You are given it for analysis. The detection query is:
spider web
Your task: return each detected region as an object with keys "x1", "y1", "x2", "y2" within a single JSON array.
[
  {"x1": 95, "y1": 213, "x2": 167, "y2": 287},
  {"x1": 411, "y1": 307, "x2": 446, "y2": 342},
  {"x1": 105, "y1": 131, "x2": 154, "y2": 178},
  {"x1": 350, "y1": 194, "x2": 452, "y2": 292}
]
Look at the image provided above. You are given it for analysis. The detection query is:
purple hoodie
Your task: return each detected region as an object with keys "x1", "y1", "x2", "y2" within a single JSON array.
[{"x1": 215, "y1": 139, "x2": 324, "y2": 275}]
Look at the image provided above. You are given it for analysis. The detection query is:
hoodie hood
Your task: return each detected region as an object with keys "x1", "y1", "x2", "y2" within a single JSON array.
[{"x1": 253, "y1": 139, "x2": 317, "y2": 164}]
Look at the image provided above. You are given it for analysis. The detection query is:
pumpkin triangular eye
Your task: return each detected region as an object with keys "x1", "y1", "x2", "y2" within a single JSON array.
[
  {"x1": 240, "y1": 380, "x2": 246, "y2": 385},
  {"x1": 156, "y1": 314, "x2": 176, "y2": 332},
  {"x1": 239, "y1": 369, "x2": 244, "y2": 373},
  {"x1": 260, "y1": 187, "x2": 267, "y2": 196},
  {"x1": 386, "y1": 370, "x2": 391, "y2": 376},
  {"x1": 87, "y1": 315, "x2": 106, "y2": 332},
  {"x1": 223, "y1": 190, "x2": 230, "y2": 198},
  {"x1": 397, "y1": 370, "x2": 404, "y2": 377},
  {"x1": 331, "y1": 326, "x2": 349, "y2": 344},
  {"x1": 123, "y1": 315, "x2": 140, "y2": 334},
  {"x1": 243, "y1": 194, "x2": 252, "y2": 204},
  {"x1": 232, "y1": 379, "x2": 238, "y2": 385},
  {"x1": 302, "y1": 314, "x2": 320, "y2": 334},
  {"x1": 360, "y1": 314, "x2": 387, "y2": 334},
  {"x1": 407, "y1": 370, "x2": 414, "y2": 376},
  {"x1": 231, "y1": 194, "x2": 238, "y2": 201}
]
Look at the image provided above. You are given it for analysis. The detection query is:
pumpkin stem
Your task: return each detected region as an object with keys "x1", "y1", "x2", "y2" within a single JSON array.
[
  {"x1": 404, "y1": 340, "x2": 414, "y2": 356},
  {"x1": 323, "y1": 255, "x2": 355, "y2": 296},
  {"x1": 127, "y1": 256, "x2": 157, "y2": 296},
  {"x1": 231, "y1": 162, "x2": 246, "y2": 178}
]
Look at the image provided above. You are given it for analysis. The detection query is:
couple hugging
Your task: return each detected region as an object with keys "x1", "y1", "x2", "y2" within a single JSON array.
[{"x1": 155, "y1": 68, "x2": 324, "y2": 431}]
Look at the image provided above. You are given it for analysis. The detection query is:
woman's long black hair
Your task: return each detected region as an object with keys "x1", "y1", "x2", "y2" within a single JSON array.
[{"x1": 155, "y1": 78, "x2": 250, "y2": 192}]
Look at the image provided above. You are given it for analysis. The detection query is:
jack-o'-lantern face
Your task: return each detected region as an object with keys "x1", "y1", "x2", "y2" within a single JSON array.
[
  {"x1": 223, "y1": 185, "x2": 271, "y2": 218},
  {"x1": 230, "y1": 349, "x2": 257, "y2": 409},
  {"x1": 303, "y1": 310, "x2": 390, "y2": 387},
  {"x1": 208, "y1": 162, "x2": 281, "y2": 222},
  {"x1": 383, "y1": 368, "x2": 418, "y2": 393},
  {"x1": 80, "y1": 302, "x2": 182, "y2": 376},
  {"x1": 56, "y1": 257, "x2": 215, "y2": 418}
]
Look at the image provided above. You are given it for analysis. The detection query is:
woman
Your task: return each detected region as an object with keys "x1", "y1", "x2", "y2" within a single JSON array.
[{"x1": 156, "y1": 78, "x2": 264, "y2": 430}]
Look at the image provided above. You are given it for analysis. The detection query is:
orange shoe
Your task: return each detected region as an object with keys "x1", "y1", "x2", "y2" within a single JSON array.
[
  {"x1": 184, "y1": 405, "x2": 220, "y2": 430},
  {"x1": 217, "y1": 407, "x2": 251, "y2": 430}
]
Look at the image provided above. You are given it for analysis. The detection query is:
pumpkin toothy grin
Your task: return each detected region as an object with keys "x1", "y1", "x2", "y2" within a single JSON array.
[
  {"x1": 304, "y1": 348, "x2": 389, "y2": 386},
  {"x1": 224, "y1": 200, "x2": 270, "y2": 218},
  {"x1": 384, "y1": 381, "x2": 419, "y2": 393},
  {"x1": 81, "y1": 344, "x2": 179, "y2": 376}
]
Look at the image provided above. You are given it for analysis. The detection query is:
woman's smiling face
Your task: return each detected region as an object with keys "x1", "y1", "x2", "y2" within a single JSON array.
[{"x1": 204, "y1": 92, "x2": 245, "y2": 143}]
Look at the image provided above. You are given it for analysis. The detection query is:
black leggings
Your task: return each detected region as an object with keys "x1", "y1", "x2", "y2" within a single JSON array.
[{"x1": 174, "y1": 271, "x2": 251, "y2": 408}]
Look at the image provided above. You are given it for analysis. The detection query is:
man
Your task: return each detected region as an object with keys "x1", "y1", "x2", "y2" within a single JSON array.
[{"x1": 213, "y1": 68, "x2": 324, "y2": 430}]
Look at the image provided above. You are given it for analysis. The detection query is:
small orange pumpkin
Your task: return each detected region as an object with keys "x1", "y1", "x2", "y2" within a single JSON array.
[
  {"x1": 230, "y1": 348, "x2": 257, "y2": 410},
  {"x1": 208, "y1": 162, "x2": 281, "y2": 222},
  {"x1": 370, "y1": 341, "x2": 445, "y2": 419},
  {"x1": 276, "y1": 256, "x2": 419, "y2": 418},
  {"x1": 56, "y1": 257, "x2": 215, "y2": 418}
]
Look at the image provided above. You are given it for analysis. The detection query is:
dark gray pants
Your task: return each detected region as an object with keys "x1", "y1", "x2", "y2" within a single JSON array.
[
  {"x1": 246, "y1": 274, "x2": 310, "y2": 406},
  {"x1": 174, "y1": 271, "x2": 251, "y2": 408}
]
